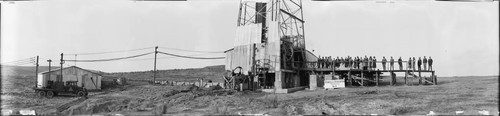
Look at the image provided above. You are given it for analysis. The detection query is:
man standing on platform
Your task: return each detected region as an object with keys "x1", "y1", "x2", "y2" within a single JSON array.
[
  {"x1": 412, "y1": 57, "x2": 416, "y2": 71},
  {"x1": 329, "y1": 56, "x2": 333, "y2": 68},
  {"x1": 418, "y1": 57, "x2": 422, "y2": 71},
  {"x1": 390, "y1": 56, "x2": 395, "y2": 71},
  {"x1": 382, "y1": 56, "x2": 387, "y2": 71},
  {"x1": 357, "y1": 57, "x2": 361, "y2": 69},
  {"x1": 373, "y1": 56, "x2": 377, "y2": 70},
  {"x1": 423, "y1": 56, "x2": 428, "y2": 71},
  {"x1": 364, "y1": 56, "x2": 369, "y2": 70},
  {"x1": 349, "y1": 57, "x2": 354, "y2": 68},
  {"x1": 428, "y1": 56, "x2": 433, "y2": 71},
  {"x1": 408, "y1": 57, "x2": 412, "y2": 70},
  {"x1": 318, "y1": 55, "x2": 322, "y2": 68},
  {"x1": 368, "y1": 56, "x2": 373, "y2": 70},
  {"x1": 398, "y1": 57, "x2": 403, "y2": 70}
]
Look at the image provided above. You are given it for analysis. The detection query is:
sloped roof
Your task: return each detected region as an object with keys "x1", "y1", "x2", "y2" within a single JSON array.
[
  {"x1": 305, "y1": 50, "x2": 318, "y2": 62},
  {"x1": 39, "y1": 66, "x2": 104, "y2": 76}
]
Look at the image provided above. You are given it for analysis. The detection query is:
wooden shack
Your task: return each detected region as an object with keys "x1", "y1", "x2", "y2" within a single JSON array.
[{"x1": 37, "y1": 66, "x2": 102, "y2": 90}]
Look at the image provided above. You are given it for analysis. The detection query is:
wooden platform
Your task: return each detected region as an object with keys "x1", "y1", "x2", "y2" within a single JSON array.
[
  {"x1": 301, "y1": 67, "x2": 437, "y2": 86},
  {"x1": 260, "y1": 86, "x2": 307, "y2": 93},
  {"x1": 301, "y1": 67, "x2": 435, "y2": 73}
]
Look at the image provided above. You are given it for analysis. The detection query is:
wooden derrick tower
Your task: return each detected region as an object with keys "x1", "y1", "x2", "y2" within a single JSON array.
[{"x1": 224, "y1": 0, "x2": 309, "y2": 93}]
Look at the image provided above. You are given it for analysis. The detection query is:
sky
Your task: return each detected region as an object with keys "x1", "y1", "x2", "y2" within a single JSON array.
[{"x1": 1, "y1": 0, "x2": 498, "y2": 77}]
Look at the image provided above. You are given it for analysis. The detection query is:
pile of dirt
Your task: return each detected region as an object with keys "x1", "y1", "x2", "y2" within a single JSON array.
[{"x1": 62, "y1": 97, "x2": 140, "y2": 115}]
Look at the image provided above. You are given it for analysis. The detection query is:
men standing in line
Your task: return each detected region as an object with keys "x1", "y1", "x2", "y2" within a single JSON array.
[
  {"x1": 428, "y1": 56, "x2": 433, "y2": 71},
  {"x1": 418, "y1": 57, "x2": 422, "y2": 71},
  {"x1": 398, "y1": 57, "x2": 403, "y2": 70},
  {"x1": 382, "y1": 56, "x2": 387, "y2": 71},
  {"x1": 423, "y1": 56, "x2": 428, "y2": 71},
  {"x1": 390, "y1": 56, "x2": 395, "y2": 71}
]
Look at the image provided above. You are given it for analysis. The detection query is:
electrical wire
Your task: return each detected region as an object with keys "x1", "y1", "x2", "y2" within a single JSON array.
[
  {"x1": 65, "y1": 52, "x2": 154, "y2": 62},
  {"x1": 157, "y1": 51, "x2": 225, "y2": 59},
  {"x1": 65, "y1": 47, "x2": 154, "y2": 56},
  {"x1": 158, "y1": 47, "x2": 225, "y2": 53},
  {"x1": 6, "y1": 62, "x2": 35, "y2": 66},
  {"x1": 2, "y1": 61, "x2": 35, "y2": 66},
  {"x1": 2, "y1": 60, "x2": 33, "y2": 65},
  {"x1": 1, "y1": 57, "x2": 36, "y2": 64},
  {"x1": 122, "y1": 53, "x2": 219, "y2": 61}
]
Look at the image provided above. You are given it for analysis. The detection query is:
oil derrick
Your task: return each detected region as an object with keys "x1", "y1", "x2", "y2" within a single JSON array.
[{"x1": 225, "y1": 0, "x2": 307, "y2": 93}]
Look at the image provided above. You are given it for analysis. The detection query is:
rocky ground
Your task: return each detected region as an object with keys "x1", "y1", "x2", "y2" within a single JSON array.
[{"x1": 1, "y1": 76, "x2": 498, "y2": 115}]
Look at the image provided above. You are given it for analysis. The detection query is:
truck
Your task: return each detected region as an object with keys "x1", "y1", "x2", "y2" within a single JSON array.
[{"x1": 34, "y1": 80, "x2": 88, "y2": 98}]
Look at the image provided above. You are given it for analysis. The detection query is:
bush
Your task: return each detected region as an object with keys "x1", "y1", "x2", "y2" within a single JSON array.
[{"x1": 389, "y1": 106, "x2": 415, "y2": 115}]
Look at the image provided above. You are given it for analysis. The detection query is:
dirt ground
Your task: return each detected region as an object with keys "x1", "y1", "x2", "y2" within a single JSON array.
[{"x1": 1, "y1": 76, "x2": 498, "y2": 115}]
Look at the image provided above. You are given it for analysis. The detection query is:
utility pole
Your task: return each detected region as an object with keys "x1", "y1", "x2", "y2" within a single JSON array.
[
  {"x1": 60, "y1": 53, "x2": 64, "y2": 82},
  {"x1": 153, "y1": 46, "x2": 158, "y2": 84},
  {"x1": 47, "y1": 59, "x2": 52, "y2": 82},
  {"x1": 35, "y1": 56, "x2": 39, "y2": 88}
]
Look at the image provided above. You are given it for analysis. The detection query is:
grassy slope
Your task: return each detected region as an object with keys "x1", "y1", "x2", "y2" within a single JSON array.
[
  {"x1": 109, "y1": 76, "x2": 498, "y2": 115},
  {"x1": 260, "y1": 76, "x2": 499, "y2": 115}
]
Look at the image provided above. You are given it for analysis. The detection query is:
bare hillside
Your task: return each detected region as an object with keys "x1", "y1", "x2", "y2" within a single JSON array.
[{"x1": 106, "y1": 65, "x2": 226, "y2": 82}]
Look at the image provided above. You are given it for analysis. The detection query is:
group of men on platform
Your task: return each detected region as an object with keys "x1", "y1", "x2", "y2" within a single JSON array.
[
  {"x1": 315, "y1": 55, "x2": 433, "y2": 71},
  {"x1": 399, "y1": 56, "x2": 434, "y2": 71}
]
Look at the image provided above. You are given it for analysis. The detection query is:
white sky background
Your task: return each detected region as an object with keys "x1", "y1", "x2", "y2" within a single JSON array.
[{"x1": 1, "y1": 0, "x2": 498, "y2": 77}]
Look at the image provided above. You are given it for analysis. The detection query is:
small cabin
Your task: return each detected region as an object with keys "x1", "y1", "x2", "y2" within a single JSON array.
[{"x1": 37, "y1": 66, "x2": 102, "y2": 90}]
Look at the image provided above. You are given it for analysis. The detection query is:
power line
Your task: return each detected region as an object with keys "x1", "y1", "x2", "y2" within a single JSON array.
[
  {"x1": 1, "y1": 61, "x2": 35, "y2": 66},
  {"x1": 5, "y1": 62, "x2": 35, "y2": 66},
  {"x1": 157, "y1": 51, "x2": 225, "y2": 59},
  {"x1": 65, "y1": 52, "x2": 154, "y2": 62},
  {"x1": 121, "y1": 53, "x2": 220, "y2": 61},
  {"x1": 1, "y1": 57, "x2": 36, "y2": 64},
  {"x1": 158, "y1": 46, "x2": 225, "y2": 53},
  {"x1": 65, "y1": 47, "x2": 154, "y2": 56},
  {"x1": 2, "y1": 60, "x2": 33, "y2": 65}
]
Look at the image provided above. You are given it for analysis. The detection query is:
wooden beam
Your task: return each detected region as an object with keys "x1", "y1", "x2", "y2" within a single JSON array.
[
  {"x1": 405, "y1": 70, "x2": 408, "y2": 85},
  {"x1": 348, "y1": 70, "x2": 352, "y2": 87},
  {"x1": 432, "y1": 71, "x2": 437, "y2": 85},
  {"x1": 279, "y1": 9, "x2": 305, "y2": 23},
  {"x1": 361, "y1": 71, "x2": 364, "y2": 87},
  {"x1": 376, "y1": 69, "x2": 379, "y2": 86},
  {"x1": 419, "y1": 71, "x2": 422, "y2": 85},
  {"x1": 352, "y1": 76, "x2": 376, "y2": 83},
  {"x1": 424, "y1": 78, "x2": 433, "y2": 84}
]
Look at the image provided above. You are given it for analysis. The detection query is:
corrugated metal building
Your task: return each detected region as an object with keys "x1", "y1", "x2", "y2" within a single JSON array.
[{"x1": 37, "y1": 66, "x2": 102, "y2": 90}]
